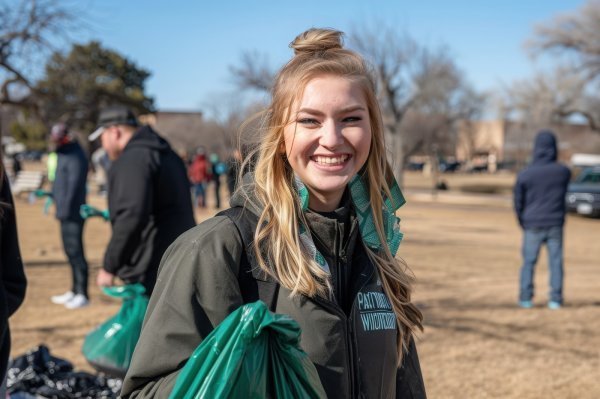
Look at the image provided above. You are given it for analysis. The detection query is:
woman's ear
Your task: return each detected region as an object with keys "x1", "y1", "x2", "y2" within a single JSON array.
[{"x1": 279, "y1": 139, "x2": 287, "y2": 155}]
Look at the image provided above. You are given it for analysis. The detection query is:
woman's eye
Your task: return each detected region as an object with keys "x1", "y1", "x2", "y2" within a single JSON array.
[
  {"x1": 298, "y1": 118, "x2": 319, "y2": 126},
  {"x1": 343, "y1": 116, "x2": 362, "y2": 123}
]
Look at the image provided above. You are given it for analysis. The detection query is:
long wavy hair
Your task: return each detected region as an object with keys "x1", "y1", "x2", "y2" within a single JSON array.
[{"x1": 241, "y1": 28, "x2": 423, "y2": 360}]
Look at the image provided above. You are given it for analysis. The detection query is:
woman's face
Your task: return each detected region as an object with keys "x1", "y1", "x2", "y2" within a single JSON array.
[{"x1": 283, "y1": 75, "x2": 372, "y2": 212}]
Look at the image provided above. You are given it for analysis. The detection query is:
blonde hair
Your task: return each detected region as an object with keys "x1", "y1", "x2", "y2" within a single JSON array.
[{"x1": 242, "y1": 28, "x2": 422, "y2": 360}]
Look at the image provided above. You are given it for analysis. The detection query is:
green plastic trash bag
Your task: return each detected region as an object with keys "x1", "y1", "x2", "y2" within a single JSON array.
[
  {"x1": 33, "y1": 189, "x2": 53, "y2": 199},
  {"x1": 82, "y1": 284, "x2": 148, "y2": 378},
  {"x1": 169, "y1": 301, "x2": 326, "y2": 399}
]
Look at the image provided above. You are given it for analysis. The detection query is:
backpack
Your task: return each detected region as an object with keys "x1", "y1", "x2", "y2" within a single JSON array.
[{"x1": 217, "y1": 207, "x2": 279, "y2": 311}]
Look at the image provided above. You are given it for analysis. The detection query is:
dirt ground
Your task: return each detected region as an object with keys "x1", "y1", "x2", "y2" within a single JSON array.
[{"x1": 9, "y1": 170, "x2": 600, "y2": 398}]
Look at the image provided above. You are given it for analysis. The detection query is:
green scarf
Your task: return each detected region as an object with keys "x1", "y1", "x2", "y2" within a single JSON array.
[{"x1": 295, "y1": 174, "x2": 405, "y2": 273}]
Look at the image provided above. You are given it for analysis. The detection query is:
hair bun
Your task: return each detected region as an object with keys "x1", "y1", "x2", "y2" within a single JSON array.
[{"x1": 290, "y1": 28, "x2": 344, "y2": 55}]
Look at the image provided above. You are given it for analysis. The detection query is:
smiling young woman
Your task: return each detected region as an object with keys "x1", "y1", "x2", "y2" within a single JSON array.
[
  {"x1": 283, "y1": 75, "x2": 372, "y2": 212},
  {"x1": 121, "y1": 28, "x2": 426, "y2": 399}
]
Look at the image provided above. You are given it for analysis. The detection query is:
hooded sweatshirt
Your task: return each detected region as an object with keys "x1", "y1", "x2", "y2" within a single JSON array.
[
  {"x1": 513, "y1": 130, "x2": 571, "y2": 229},
  {"x1": 0, "y1": 175, "x2": 27, "y2": 382},
  {"x1": 104, "y1": 125, "x2": 195, "y2": 295},
  {"x1": 120, "y1": 178, "x2": 426, "y2": 399}
]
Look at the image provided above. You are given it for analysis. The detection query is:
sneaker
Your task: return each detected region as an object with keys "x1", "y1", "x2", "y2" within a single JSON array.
[
  {"x1": 51, "y1": 291, "x2": 74, "y2": 304},
  {"x1": 518, "y1": 300, "x2": 533, "y2": 309},
  {"x1": 65, "y1": 294, "x2": 89, "y2": 309},
  {"x1": 548, "y1": 301, "x2": 562, "y2": 310}
]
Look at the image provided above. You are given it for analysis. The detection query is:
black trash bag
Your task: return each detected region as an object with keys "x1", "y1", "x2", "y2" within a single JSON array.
[
  {"x1": 6, "y1": 345, "x2": 121, "y2": 398},
  {"x1": 7, "y1": 345, "x2": 73, "y2": 394},
  {"x1": 33, "y1": 372, "x2": 120, "y2": 399}
]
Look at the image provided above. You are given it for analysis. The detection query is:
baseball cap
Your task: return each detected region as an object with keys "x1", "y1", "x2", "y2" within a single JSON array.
[{"x1": 89, "y1": 105, "x2": 139, "y2": 141}]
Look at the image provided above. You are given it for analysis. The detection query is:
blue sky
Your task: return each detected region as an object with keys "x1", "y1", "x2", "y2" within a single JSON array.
[{"x1": 80, "y1": 1, "x2": 585, "y2": 112}]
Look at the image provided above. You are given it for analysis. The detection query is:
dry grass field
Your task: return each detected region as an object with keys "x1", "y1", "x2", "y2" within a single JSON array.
[{"x1": 9, "y1": 170, "x2": 600, "y2": 398}]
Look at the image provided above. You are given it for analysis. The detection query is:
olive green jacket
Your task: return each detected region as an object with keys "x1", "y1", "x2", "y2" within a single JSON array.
[{"x1": 121, "y1": 189, "x2": 425, "y2": 398}]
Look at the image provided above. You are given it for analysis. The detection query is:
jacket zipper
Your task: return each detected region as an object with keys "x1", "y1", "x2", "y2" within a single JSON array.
[
  {"x1": 315, "y1": 245, "x2": 370, "y2": 398},
  {"x1": 346, "y1": 315, "x2": 357, "y2": 398},
  {"x1": 335, "y1": 225, "x2": 356, "y2": 398},
  {"x1": 313, "y1": 218, "x2": 375, "y2": 398}
]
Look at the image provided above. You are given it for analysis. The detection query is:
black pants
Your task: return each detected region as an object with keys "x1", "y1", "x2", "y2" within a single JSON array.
[{"x1": 60, "y1": 219, "x2": 89, "y2": 297}]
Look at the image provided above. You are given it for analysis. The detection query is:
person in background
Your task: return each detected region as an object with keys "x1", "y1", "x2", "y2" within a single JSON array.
[
  {"x1": 0, "y1": 139, "x2": 27, "y2": 397},
  {"x1": 48, "y1": 123, "x2": 90, "y2": 309},
  {"x1": 514, "y1": 130, "x2": 571, "y2": 310},
  {"x1": 121, "y1": 28, "x2": 425, "y2": 398},
  {"x1": 90, "y1": 105, "x2": 195, "y2": 297},
  {"x1": 11, "y1": 153, "x2": 21, "y2": 179},
  {"x1": 209, "y1": 153, "x2": 225, "y2": 209},
  {"x1": 187, "y1": 148, "x2": 210, "y2": 209}
]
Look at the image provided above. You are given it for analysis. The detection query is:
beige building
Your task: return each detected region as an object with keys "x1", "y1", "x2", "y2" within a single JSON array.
[
  {"x1": 456, "y1": 120, "x2": 503, "y2": 160},
  {"x1": 456, "y1": 120, "x2": 600, "y2": 169}
]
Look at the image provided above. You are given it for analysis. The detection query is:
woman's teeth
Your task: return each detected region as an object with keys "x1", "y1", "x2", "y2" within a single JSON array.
[{"x1": 314, "y1": 155, "x2": 349, "y2": 165}]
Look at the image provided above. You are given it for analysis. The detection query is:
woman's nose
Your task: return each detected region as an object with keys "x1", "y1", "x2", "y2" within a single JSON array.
[{"x1": 319, "y1": 121, "x2": 344, "y2": 148}]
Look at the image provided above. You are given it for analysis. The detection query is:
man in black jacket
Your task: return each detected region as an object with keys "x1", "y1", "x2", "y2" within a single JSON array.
[
  {"x1": 90, "y1": 106, "x2": 195, "y2": 296},
  {"x1": 514, "y1": 130, "x2": 571, "y2": 310},
  {"x1": 49, "y1": 123, "x2": 90, "y2": 309},
  {"x1": 0, "y1": 172, "x2": 27, "y2": 396}
]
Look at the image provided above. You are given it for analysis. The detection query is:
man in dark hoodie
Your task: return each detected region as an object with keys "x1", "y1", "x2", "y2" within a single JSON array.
[
  {"x1": 1, "y1": 157, "x2": 27, "y2": 397},
  {"x1": 49, "y1": 123, "x2": 90, "y2": 309},
  {"x1": 514, "y1": 130, "x2": 571, "y2": 310},
  {"x1": 89, "y1": 106, "x2": 195, "y2": 296}
]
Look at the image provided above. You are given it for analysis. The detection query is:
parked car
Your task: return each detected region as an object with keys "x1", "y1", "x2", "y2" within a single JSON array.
[
  {"x1": 565, "y1": 166, "x2": 600, "y2": 217},
  {"x1": 406, "y1": 161, "x2": 425, "y2": 171},
  {"x1": 468, "y1": 164, "x2": 488, "y2": 173},
  {"x1": 439, "y1": 160, "x2": 461, "y2": 173}
]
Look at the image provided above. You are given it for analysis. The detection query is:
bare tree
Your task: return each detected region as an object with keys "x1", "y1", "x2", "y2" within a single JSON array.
[
  {"x1": 504, "y1": 68, "x2": 585, "y2": 124},
  {"x1": 350, "y1": 25, "x2": 484, "y2": 183},
  {"x1": 201, "y1": 91, "x2": 266, "y2": 156},
  {"x1": 528, "y1": 1, "x2": 600, "y2": 80},
  {"x1": 0, "y1": 0, "x2": 79, "y2": 117},
  {"x1": 526, "y1": 0, "x2": 600, "y2": 131},
  {"x1": 229, "y1": 25, "x2": 483, "y2": 183},
  {"x1": 229, "y1": 51, "x2": 275, "y2": 93}
]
